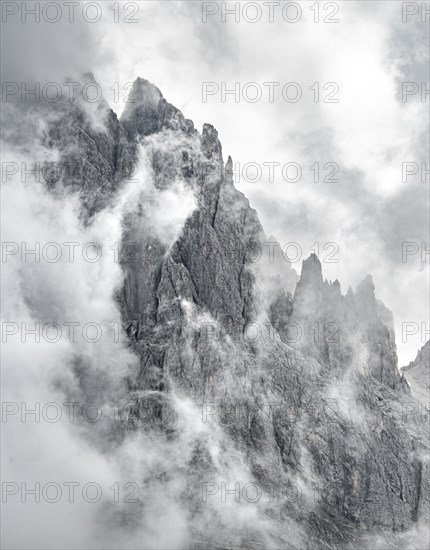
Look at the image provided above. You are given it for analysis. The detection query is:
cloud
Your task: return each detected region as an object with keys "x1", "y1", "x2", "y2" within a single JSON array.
[
  {"x1": 1, "y1": 98, "x2": 277, "y2": 548},
  {"x1": 1, "y1": 2, "x2": 429, "y2": 546},
  {"x1": 133, "y1": 135, "x2": 199, "y2": 248}
]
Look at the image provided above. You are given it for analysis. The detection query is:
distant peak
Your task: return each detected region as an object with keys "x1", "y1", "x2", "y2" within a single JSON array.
[
  {"x1": 125, "y1": 77, "x2": 163, "y2": 112},
  {"x1": 120, "y1": 77, "x2": 195, "y2": 138},
  {"x1": 356, "y1": 274, "x2": 375, "y2": 297},
  {"x1": 304, "y1": 253, "x2": 322, "y2": 268},
  {"x1": 82, "y1": 71, "x2": 97, "y2": 83},
  {"x1": 300, "y1": 254, "x2": 323, "y2": 284},
  {"x1": 363, "y1": 274, "x2": 374, "y2": 285}
]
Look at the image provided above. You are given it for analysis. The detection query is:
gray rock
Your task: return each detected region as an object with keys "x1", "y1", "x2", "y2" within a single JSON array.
[{"x1": 401, "y1": 341, "x2": 430, "y2": 406}]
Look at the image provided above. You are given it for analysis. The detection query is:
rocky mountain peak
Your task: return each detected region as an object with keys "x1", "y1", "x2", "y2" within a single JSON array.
[
  {"x1": 12, "y1": 75, "x2": 429, "y2": 550},
  {"x1": 356, "y1": 273, "x2": 375, "y2": 297},
  {"x1": 121, "y1": 76, "x2": 195, "y2": 139},
  {"x1": 81, "y1": 70, "x2": 98, "y2": 83},
  {"x1": 298, "y1": 252, "x2": 323, "y2": 286},
  {"x1": 130, "y1": 76, "x2": 163, "y2": 107}
]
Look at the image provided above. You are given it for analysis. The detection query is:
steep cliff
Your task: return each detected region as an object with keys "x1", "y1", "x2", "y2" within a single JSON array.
[{"x1": 401, "y1": 341, "x2": 430, "y2": 406}]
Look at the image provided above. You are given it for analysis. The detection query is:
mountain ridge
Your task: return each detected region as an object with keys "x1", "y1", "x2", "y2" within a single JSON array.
[{"x1": 8, "y1": 74, "x2": 429, "y2": 549}]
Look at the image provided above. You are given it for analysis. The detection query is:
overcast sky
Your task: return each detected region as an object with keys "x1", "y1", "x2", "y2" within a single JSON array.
[{"x1": 2, "y1": 0, "x2": 429, "y2": 365}]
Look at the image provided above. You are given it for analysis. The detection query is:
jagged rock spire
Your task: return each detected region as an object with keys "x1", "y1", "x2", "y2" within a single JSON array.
[{"x1": 121, "y1": 77, "x2": 195, "y2": 138}]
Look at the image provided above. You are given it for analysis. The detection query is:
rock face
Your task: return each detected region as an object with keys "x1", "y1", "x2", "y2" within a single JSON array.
[
  {"x1": 401, "y1": 341, "x2": 430, "y2": 406},
  {"x1": 5, "y1": 72, "x2": 135, "y2": 217},
  {"x1": 24, "y1": 77, "x2": 430, "y2": 549},
  {"x1": 271, "y1": 258, "x2": 408, "y2": 391}
]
